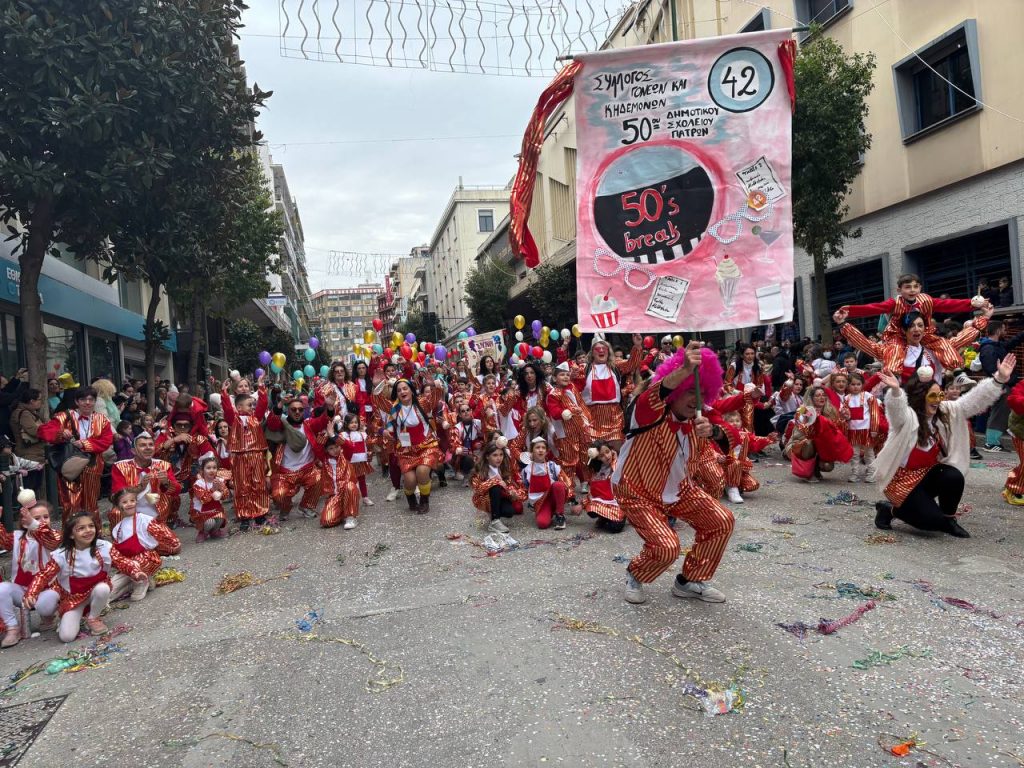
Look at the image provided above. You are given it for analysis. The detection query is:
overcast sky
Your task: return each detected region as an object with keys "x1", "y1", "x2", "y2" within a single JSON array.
[{"x1": 238, "y1": 4, "x2": 550, "y2": 292}]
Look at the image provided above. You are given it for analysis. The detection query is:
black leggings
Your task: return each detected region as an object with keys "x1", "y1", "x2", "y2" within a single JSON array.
[
  {"x1": 894, "y1": 464, "x2": 964, "y2": 533},
  {"x1": 488, "y1": 486, "x2": 517, "y2": 520},
  {"x1": 456, "y1": 455, "x2": 475, "y2": 475}
]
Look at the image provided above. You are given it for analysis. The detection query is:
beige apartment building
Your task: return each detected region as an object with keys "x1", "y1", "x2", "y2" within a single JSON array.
[
  {"x1": 511, "y1": 0, "x2": 1024, "y2": 338},
  {"x1": 311, "y1": 284, "x2": 382, "y2": 361},
  {"x1": 427, "y1": 182, "x2": 510, "y2": 340}
]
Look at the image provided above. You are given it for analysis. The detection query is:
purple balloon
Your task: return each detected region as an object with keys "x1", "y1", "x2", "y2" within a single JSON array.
[
  {"x1": 466, "y1": 327, "x2": 476, "y2": 337},
  {"x1": 254, "y1": 367, "x2": 265, "y2": 379},
  {"x1": 308, "y1": 337, "x2": 319, "y2": 349},
  {"x1": 531, "y1": 319, "x2": 542, "y2": 337},
  {"x1": 434, "y1": 345, "x2": 447, "y2": 362},
  {"x1": 258, "y1": 350, "x2": 272, "y2": 366}
]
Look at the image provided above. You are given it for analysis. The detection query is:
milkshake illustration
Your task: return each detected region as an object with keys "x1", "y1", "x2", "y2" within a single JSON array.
[
  {"x1": 715, "y1": 255, "x2": 742, "y2": 317},
  {"x1": 590, "y1": 292, "x2": 620, "y2": 328}
]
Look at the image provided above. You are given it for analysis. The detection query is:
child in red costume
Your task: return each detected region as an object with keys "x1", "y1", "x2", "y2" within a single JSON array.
[
  {"x1": 720, "y1": 411, "x2": 775, "y2": 504},
  {"x1": 835, "y1": 273, "x2": 987, "y2": 374},
  {"x1": 471, "y1": 439, "x2": 526, "y2": 534}
]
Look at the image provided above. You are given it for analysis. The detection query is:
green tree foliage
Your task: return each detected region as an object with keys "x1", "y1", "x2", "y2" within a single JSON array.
[
  {"x1": 227, "y1": 319, "x2": 295, "y2": 381},
  {"x1": 464, "y1": 260, "x2": 514, "y2": 334},
  {"x1": 0, "y1": 0, "x2": 265, "y2": 408},
  {"x1": 526, "y1": 262, "x2": 578, "y2": 331},
  {"x1": 792, "y1": 31, "x2": 876, "y2": 343}
]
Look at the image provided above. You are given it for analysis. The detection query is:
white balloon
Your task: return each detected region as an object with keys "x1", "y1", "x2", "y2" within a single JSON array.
[
  {"x1": 561, "y1": 328, "x2": 570, "y2": 339},
  {"x1": 510, "y1": 355, "x2": 520, "y2": 365},
  {"x1": 515, "y1": 331, "x2": 524, "y2": 342},
  {"x1": 542, "y1": 351, "x2": 552, "y2": 363}
]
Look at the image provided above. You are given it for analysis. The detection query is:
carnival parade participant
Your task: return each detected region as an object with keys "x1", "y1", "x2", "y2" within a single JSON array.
[
  {"x1": 842, "y1": 372, "x2": 884, "y2": 483},
  {"x1": 502, "y1": 362, "x2": 549, "y2": 444},
  {"x1": 723, "y1": 344, "x2": 773, "y2": 433},
  {"x1": 385, "y1": 377, "x2": 443, "y2": 514},
  {"x1": 572, "y1": 334, "x2": 644, "y2": 444},
  {"x1": 546, "y1": 362, "x2": 592, "y2": 489},
  {"x1": 341, "y1": 412, "x2": 375, "y2": 506},
  {"x1": 835, "y1": 273, "x2": 988, "y2": 374},
  {"x1": 24, "y1": 511, "x2": 145, "y2": 642},
  {"x1": 38, "y1": 386, "x2": 114, "y2": 526},
  {"x1": 784, "y1": 386, "x2": 853, "y2": 483},
  {"x1": 110, "y1": 432, "x2": 182, "y2": 527},
  {"x1": 313, "y1": 417, "x2": 361, "y2": 529},
  {"x1": 451, "y1": 403, "x2": 484, "y2": 481},
  {"x1": 108, "y1": 489, "x2": 181, "y2": 602},
  {"x1": 266, "y1": 390, "x2": 331, "y2": 521},
  {"x1": 471, "y1": 439, "x2": 526, "y2": 533},
  {"x1": 872, "y1": 355, "x2": 1015, "y2": 538},
  {"x1": 520, "y1": 436, "x2": 571, "y2": 530},
  {"x1": 613, "y1": 343, "x2": 735, "y2": 605},
  {"x1": 155, "y1": 413, "x2": 214, "y2": 491},
  {"x1": 221, "y1": 376, "x2": 271, "y2": 530},
  {"x1": 720, "y1": 411, "x2": 775, "y2": 504},
  {"x1": 582, "y1": 440, "x2": 625, "y2": 533},
  {"x1": 0, "y1": 491, "x2": 60, "y2": 647},
  {"x1": 190, "y1": 457, "x2": 231, "y2": 540}
]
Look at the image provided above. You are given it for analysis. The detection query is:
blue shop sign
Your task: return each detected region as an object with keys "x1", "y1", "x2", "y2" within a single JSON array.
[{"x1": 2, "y1": 257, "x2": 177, "y2": 351}]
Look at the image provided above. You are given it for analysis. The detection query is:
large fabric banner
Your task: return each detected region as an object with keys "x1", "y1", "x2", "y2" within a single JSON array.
[
  {"x1": 455, "y1": 329, "x2": 507, "y2": 371},
  {"x1": 573, "y1": 30, "x2": 794, "y2": 333}
]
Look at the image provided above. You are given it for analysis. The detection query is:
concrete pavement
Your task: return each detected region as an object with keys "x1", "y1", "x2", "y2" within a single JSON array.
[{"x1": 2, "y1": 453, "x2": 1023, "y2": 767}]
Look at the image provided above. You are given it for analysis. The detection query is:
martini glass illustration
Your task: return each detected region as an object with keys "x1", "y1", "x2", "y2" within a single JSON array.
[{"x1": 756, "y1": 228, "x2": 782, "y2": 263}]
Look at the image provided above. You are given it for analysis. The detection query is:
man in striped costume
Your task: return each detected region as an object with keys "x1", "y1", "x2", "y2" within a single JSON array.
[{"x1": 613, "y1": 343, "x2": 735, "y2": 605}]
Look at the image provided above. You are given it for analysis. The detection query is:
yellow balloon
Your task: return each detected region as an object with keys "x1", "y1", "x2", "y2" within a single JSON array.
[
  {"x1": 363, "y1": 329, "x2": 376, "y2": 344},
  {"x1": 541, "y1": 325, "x2": 550, "y2": 339},
  {"x1": 296, "y1": 378, "x2": 304, "y2": 389},
  {"x1": 271, "y1": 352, "x2": 287, "y2": 369},
  {"x1": 513, "y1": 315, "x2": 526, "y2": 330},
  {"x1": 672, "y1": 334, "x2": 684, "y2": 349},
  {"x1": 391, "y1": 331, "x2": 403, "y2": 347},
  {"x1": 540, "y1": 337, "x2": 549, "y2": 348},
  {"x1": 571, "y1": 324, "x2": 582, "y2": 338}
]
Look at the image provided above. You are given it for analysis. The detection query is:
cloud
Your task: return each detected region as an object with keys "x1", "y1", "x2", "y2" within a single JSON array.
[{"x1": 239, "y1": 6, "x2": 547, "y2": 290}]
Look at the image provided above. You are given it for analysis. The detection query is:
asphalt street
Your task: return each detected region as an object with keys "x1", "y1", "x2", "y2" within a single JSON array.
[{"x1": 2, "y1": 451, "x2": 1023, "y2": 767}]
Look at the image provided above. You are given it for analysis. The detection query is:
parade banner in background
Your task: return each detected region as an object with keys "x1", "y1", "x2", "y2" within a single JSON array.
[
  {"x1": 570, "y1": 30, "x2": 794, "y2": 332},
  {"x1": 455, "y1": 329, "x2": 507, "y2": 370}
]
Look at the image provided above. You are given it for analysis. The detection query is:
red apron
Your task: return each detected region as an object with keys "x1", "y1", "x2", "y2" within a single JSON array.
[
  {"x1": 589, "y1": 477, "x2": 614, "y2": 502},
  {"x1": 69, "y1": 570, "x2": 107, "y2": 594},
  {"x1": 114, "y1": 516, "x2": 147, "y2": 557},
  {"x1": 529, "y1": 467, "x2": 552, "y2": 495},
  {"x1": 905, "y1": 441, "x2": 941, "y2": 470},
  {"x1": 14, "y1": 535, "x2": 44, "y2": 588},
  {"x1": 848, "y1": 405, "x2": 865, "y2": 421},
  {"x1": 589, "y1": 374, "x2": 617, "y2": 402}
]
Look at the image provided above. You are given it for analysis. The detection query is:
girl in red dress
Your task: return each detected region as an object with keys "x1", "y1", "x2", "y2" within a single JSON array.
[
  {"x1": 471, "y1": 440, "x2": 526, "y2": 534},
  {"x1": 341, "y1": 413, "x2": 375, "y2": 508},
  {"x1": 190, "y1": 457, "x2": 231, "y2": 541},
  {"x1": 582, "y1": 440, "x2": 625, "y2": 533}
]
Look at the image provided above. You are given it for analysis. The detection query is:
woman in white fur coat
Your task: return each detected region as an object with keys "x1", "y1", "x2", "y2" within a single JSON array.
[{"x1": 872, "y1": 354, "x2": 1015, "y2": 537}]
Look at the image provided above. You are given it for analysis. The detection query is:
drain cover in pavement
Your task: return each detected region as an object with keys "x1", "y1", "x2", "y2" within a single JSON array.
[{"x1": 0, "y1": 695, "x2": 68, "y2": 767}]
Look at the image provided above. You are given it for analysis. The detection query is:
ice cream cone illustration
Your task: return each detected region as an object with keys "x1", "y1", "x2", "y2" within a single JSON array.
[{"x1": 715, "y1": 255, "x2": 742, "y2": 317}]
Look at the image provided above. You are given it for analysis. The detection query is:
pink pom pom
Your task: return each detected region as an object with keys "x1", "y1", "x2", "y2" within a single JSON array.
[{"x1": 651, "y1": 347, "x2": 723, "y2": 405}]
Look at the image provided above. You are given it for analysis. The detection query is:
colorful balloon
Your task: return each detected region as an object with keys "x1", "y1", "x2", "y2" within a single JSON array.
[
  {"x1": 320, "y1": 365, "x2": 330, "y2": 377},
  {"x1": 561, "y1": 328, "x2": 570, "y2": 339},
  {"x1": 518, "y1": 342, "x2": 529, "y2": 357},
  {"x1": 258, "y1": 350, "x2": 272, "y2": 366},
  {"x1": 540, "y1": 336, "x2": 549, "y2": 348},
  {"x1": 391, "y1": 331, "x2": 403, "y2": 347},
  {"x1": 513, "y1": 315, "x2": 526, "y2": 330},
  {"x1": 361, "y1": 329, "x2": 373, "y2": 344},
  {"x1": 405, "y1": 333, "x2": 416, "y2": 344},
  {"x1": 673, "y1": 334, "x2": 685, "y2": 349},
  {"x1": 457, "y1": 331, "x2": 468, "y2": 340},
  {"x1": 549, "y1": 329, "x2": 560, "y2": 342},
  {"x1": 571, "y1": 324, "x2": 582, "y2": 338},
  {"x1": 401, "y1": 344, "x2": 413, "y2": 360},
  {"x1": 434, "y1": 345, "x2": 448, "y2": 362},
  {"x1": 514, "y1": 331, "x2": 524, "y2": 342},
  {"x1": 303, "y1": 347, "x2": 316, "y2": 362},
  {"x1": 292, "y1": 369, "x2": 303, "y2": 381},
  {"x1": 254, "y1": 367, "x2": 265, "y2": 379},
  {"x1": 272, "y1": 352, "x2": 287, "y2": 369},
  {"x1": 643, "y1": 336, "x2": 655, "y2": 349},
  {"x1": 541, "y1": 350, "x2": 552, "y2": 364},
  {"x1": 372, "y1": 343, "x2": 383, "y2": 354},
  {"x1": 531, "y1": 320, "x2": 543, "y2": 337},
  {"x1": 425, "y1": 342, "x2": 435, "y2": 355},
  {"x1": 531, "y1": 345, "x2": 543, "y2": 358},
  {"x1": 372, "y1": 318, "x2": 383, "y2": 331},
  {"x1": 296, "y1": 377, "x2": 304, "y2": 389},
  {"x1": 466, "y1": 327, "x2": 476, "y2": 337},
  {"x1": 270, "y1": 362, "x2": 283, "y2": 374},
  {"x1": 304, "y1": 364, "x2": 315, "y2": 378}
]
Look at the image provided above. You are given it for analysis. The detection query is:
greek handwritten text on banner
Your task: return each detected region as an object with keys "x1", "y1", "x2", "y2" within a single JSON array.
[{"x1": 575, "y1": 30, "x2": 793, "y2": 333}]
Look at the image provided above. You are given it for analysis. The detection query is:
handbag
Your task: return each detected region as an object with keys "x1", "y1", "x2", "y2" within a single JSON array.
[
  {"x1": 47, "y1": 442, "x2": 95, "y2": 481},
  {"x1": 790, "y1": 453, "x2": 816, "y2": 480}
]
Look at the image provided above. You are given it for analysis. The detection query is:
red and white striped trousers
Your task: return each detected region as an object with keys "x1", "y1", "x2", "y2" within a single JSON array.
[
  {"x1": 618, "y1": 480, "x2": 735, "y2": 584},
  {"x1": 1006, "y1": 436, "x2": 1024, "y2": 495},
  {"x1": 232, "y1": 451, "x2": 270, "y2": 519},
  {"x1": 271, "y1": 463, "x2": 323, "y2": 514}
]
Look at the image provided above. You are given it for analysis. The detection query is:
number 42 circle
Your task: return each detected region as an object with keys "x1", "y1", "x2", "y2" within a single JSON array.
[{"x1": 708, "y1": 47, "x2": 775, "y2": 113}]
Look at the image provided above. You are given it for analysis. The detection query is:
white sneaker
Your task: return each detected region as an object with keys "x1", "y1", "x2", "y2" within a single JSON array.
[
  {"x1": 363, "y1": 497, "x2": 375, "y2": 507},
  {"x1": 300, "y1": 507, "x2": 318, "y2": 519},
  {"x1": 130, "y1": 579, "x2": 150, "y2": 602},
  {"x1": 386, "y1": 489, "x2": 400, "y2": 502},
  {"x1": 726, "y1": 487, "x2": 744, "y2": 504},
  {"x1": 863, "y1": 467, "x2": 877, "y2": 483},
  {"x1": 455, "y1": 472, "x2": 465, "y2": 481},
  {"x1": 488, "y1": 518, "x2": 509, "y2": 534},
  {"x1": 848, "y1": 472, "x2": 861, "y2": 483},
  {"x1": 624, "y1": 573, "x2": 647, "y2": 604},
  {"x1": 343, "y1": 517, "x2": 357, "y2": 530},
  {"x1": 671, "y1": 579, "x2": 726, "y2": 603}
]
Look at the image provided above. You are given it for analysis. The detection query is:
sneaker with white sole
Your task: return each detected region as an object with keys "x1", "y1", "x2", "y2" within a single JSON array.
[
  {"x1": 300, "y1": 508, "x2": 318, "y2": 519},
  {"x1": 983, "y1": 444, "x2": 1005, "y2": 453},
  {"x1": 343, "y1": 517, "x2": 358, "y2": 529},
  {"x1": 363, "y1": 497, "x2": 375, "y2": 507},
  {"x1": 725, "y1": 487, "x2": 744, "y2": 504},
  {"x1": 488, "y1": 518, "x2": 509, "y2": 534},
  {"x1": 624, "y1": 573, "x2": 647, "y2": 604},
  {"x1": 386, "y1": 489, "x2": 400, "y2": 502},
  {"x1": 671, "y1": 577, "x2": 726, "y2": 603}
]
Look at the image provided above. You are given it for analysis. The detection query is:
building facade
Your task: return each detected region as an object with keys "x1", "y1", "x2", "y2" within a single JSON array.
[
  {"x1": 0, "y1": 242, "x2": 177, "y2": 386},
  {"x1": 258, "y1": 144, "x2": 315, "y2": 344},
  {"x1": 377, "y1": 273, "x2": 396, "y2": 338},
  {"x1": 394, "y1": 248, "x2": 430, "y2": 327},
  {"x1": 311, "y1": 284, "x2": 382, "y2": 361},
  {"x1": 688, "y1": 0, "x2": 1024, "y2": 336},
  {"x1": 427, "y1": 183, "x2": 510, "y2": 340}
]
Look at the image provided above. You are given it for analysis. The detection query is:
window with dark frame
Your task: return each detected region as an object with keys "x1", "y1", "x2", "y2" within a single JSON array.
[
  {"x1": 906, "y1": 225, "x2": 1013, "y2": 305},
  {"x1": 478, "y1": 209, "x2": 495, "y2": 233},
  {"x1": 824, "y1": 260, "x2": 885, "y2": 335},
  {"x1": 912, "y1": 35, "x2": 976, "y2": 132},
  {"x1": 799, "y1": 0, "x2": 849, "y2": 25},
  {"x1": 740, "y1": 8, "x2": 768, "y2": 32}
]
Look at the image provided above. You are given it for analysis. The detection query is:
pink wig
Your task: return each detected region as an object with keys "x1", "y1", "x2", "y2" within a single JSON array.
[{"x1": 651, "y1": 347, "x2": 723, "y2": 405}]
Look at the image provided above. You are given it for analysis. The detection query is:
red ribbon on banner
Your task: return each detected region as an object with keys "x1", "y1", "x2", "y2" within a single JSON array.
[
  {"x1": 778, "y1": 39, "x2": 797, "y2": 112},
  {"x1": 508, "y1": 61, "x2": 582, "y2": 268}
]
